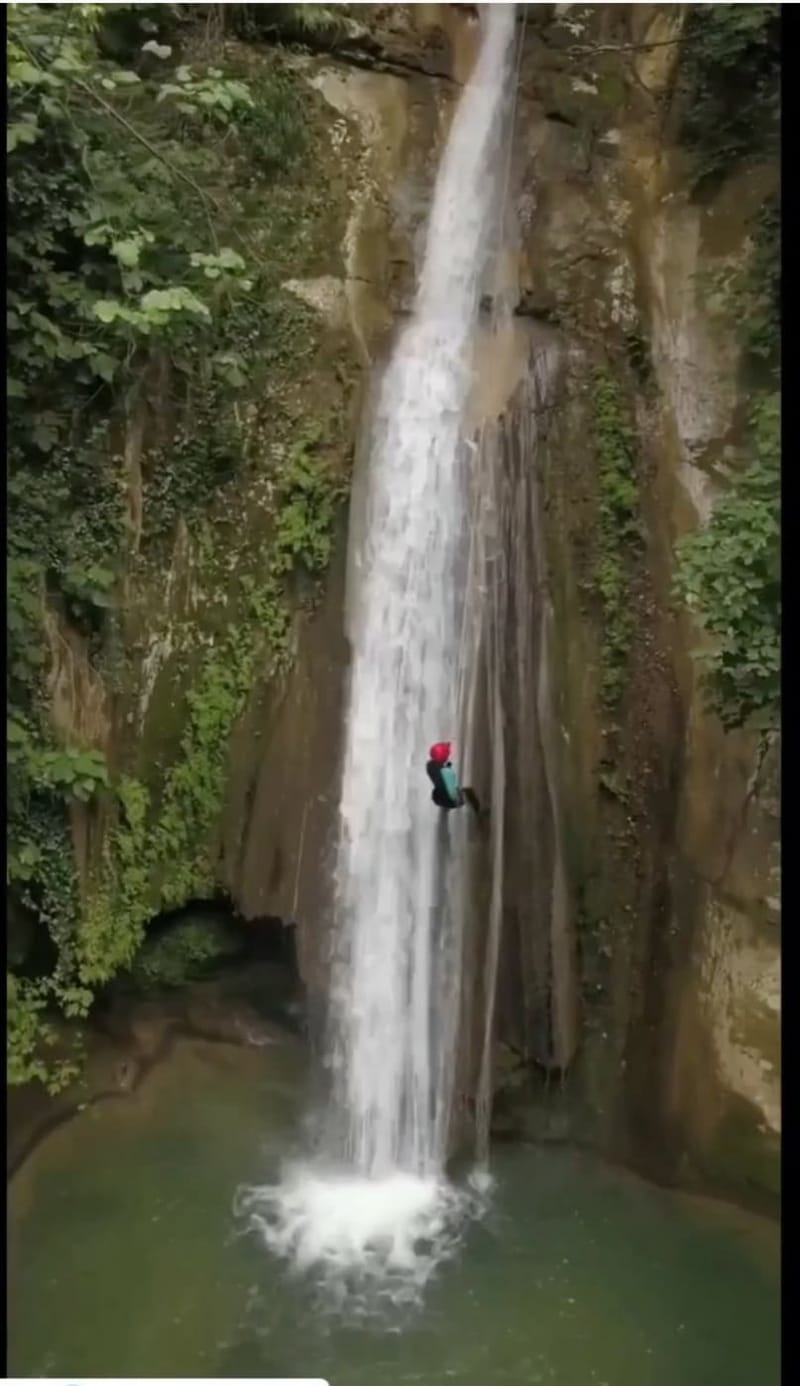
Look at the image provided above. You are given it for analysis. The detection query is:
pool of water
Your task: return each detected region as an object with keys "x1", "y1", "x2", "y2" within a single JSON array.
[{"x1": 8, "y1": 1037, "x2": 780, "y2": 1384}]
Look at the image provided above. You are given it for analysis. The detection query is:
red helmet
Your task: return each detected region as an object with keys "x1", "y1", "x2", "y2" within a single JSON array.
[{"x1": 429, "y1": 741, "x2": 452, "y2": 764}]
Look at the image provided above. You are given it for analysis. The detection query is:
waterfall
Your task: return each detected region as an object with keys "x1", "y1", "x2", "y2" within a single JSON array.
[
  {"x1": 238, "y1": 5, "x2": 517, "y2": 1309},
  {"x1": 331, "y1": 0, "x2": 516, "y2": 1180}
]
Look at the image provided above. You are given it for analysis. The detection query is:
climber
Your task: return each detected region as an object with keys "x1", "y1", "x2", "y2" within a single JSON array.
[{"x1": 426, "y1": 741, "x2": 483, "y2": 816}]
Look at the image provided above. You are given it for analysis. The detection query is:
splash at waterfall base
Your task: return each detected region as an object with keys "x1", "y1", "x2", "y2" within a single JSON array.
[{"x1": 237, "y1": 1162, "x2": 493, "y2": 1315}]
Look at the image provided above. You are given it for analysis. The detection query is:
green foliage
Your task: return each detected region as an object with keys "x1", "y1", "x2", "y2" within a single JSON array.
[
  {"x1": 142, "y1": 380, "x2": 245, "y2": 541},
  {"x1": 273, "y1": 430, "x2": 347, "y2": 576},
  {"x1": 7, "y1": 974, "x2": 79, "y2": 1092},
  {"x1": 676, "y1": 4, "x2": 780, "y2": 182},
  {"x1": 734, "y1": 198, "x2": 780, "y2": 366},
  {"x1": 128, "y1": 916, "x2": 241, "y2": 990},
  {"x1": 674, "y1": 395, "x2": 780, "y2": 731},
  {"x1": 278, "y1": 4, "x2": 356, "y2": 40},
  {"x1": 8, "y1": 790, "x2": 81, "y2": 977},
  {"x1": 230, "y1": 4, "x2": 358, "y2": 47},
  {"x1": 675, "y1": 181, "x2": 780, "y2": 733},
  {"x1": 6, "y1": 786, "x2": 87, "y2": 1091},
  {"x1": 590, "y1": 370, "x2": 641, "y2": 709},
  {"x1": 7, "y1": 975, "x2": 48, "y2": 1088},
  {"x1": 233, "y1": 68, "x2": 309, "y2": 176},
  {"x1": 7, "y1": 559, "x2": 46, "y2": 692},
  {"x1": 6, "y1": 1, "x2": 350, "y2": 1090},
  {"x1": 745, "y1": 199, "x2": 780, "y2": 364},
  {"x1": 8, "y1": 716, "x2": 110, "y2": 806},
  {"x1": 7, "y1": 6, "x2": 254, "y2": 424},
  {"x1": 32, "y1": 746, "x2": 110, "y2": 801},
  {"x1": 8, "y1": 714, "x2": 110, "y2": 1001},
  {"x1": 7, "y1": 425, "x2": 124, "y2": 716},
  {"x1": 6, "y1": 0, "x2": 262, "y2": 816},
  {"x1": 7, "y1": 967, "x2": 86, "y2": 1092},
  {"x1": 62, "y1": 562, "x2": 116, "y2": 618},
  {"x1": 152, "y1": 572, "x2": 291, "y2": 909},
  {"x1": 155, "y1": 64, "x2": 254, "y2": 125},
  {"x1": 701, "y1": 196, "x2": 780, "y2": 367},
  {"x1": 76, "y1": 775, "x2": 151, "y2": 986}
]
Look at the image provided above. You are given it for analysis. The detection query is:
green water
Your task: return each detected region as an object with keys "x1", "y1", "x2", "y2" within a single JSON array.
[{"x1": 8, "y1": 1038, "x2": 780, "y2": 1384}]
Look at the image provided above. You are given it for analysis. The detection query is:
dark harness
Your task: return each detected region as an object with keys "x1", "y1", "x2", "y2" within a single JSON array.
[{"x1": 426, "y1": 759, "x2": 460, "y2": 810}]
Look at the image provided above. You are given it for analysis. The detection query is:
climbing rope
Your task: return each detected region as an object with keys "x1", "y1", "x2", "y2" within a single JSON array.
[{"x1": 454, "y1": 3, "x2": 529, "y2": 770}]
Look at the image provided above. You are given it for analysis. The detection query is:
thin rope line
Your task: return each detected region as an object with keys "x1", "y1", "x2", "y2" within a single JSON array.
[{"x1": 455, "y1": 4, "x2": 528, "y2": 752}]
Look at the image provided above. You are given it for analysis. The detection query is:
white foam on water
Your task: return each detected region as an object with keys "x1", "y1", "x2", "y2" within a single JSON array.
[
  {"x1": 240, "y1": 5, "x2": 517, "y2": 1309},
  {"x1": 238, "y1": 1162, "x2": 491, "y2": 1315}
]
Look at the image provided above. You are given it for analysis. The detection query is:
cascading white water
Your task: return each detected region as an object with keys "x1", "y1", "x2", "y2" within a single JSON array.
[
  {"x1": 238, "y1": 5, "x2": 516, "y2": 1307},
  {"x1": 333, "y1": 0, "x2": 516, "y2": 1182}
]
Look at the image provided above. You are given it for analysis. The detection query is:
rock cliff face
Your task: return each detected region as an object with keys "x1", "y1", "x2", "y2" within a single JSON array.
[
  {"x1": 14, "y1": 4, "x2": 779, "y2": 1210},
  {"x1": 489, "y1": 3, "x2": 779, "y2": 1208}
]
